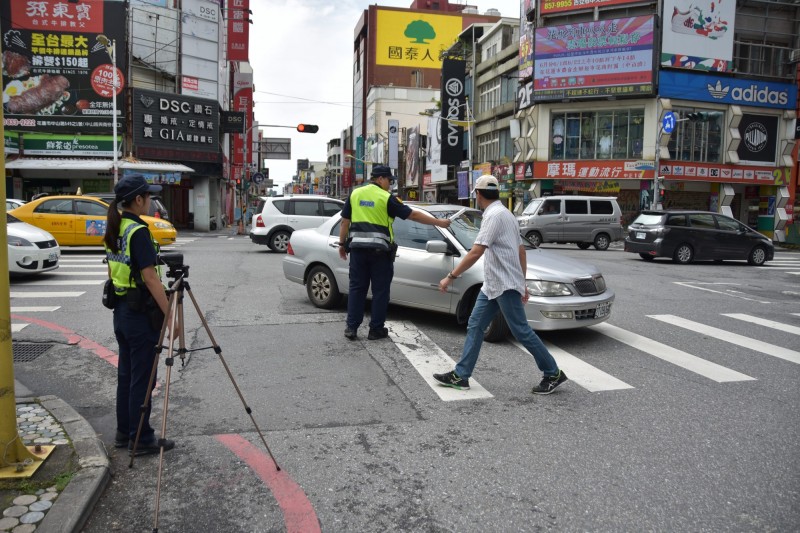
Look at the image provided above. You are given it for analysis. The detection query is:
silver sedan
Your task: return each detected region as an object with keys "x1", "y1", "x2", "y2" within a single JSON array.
[{"x1": 282, "y1": 204, "x2": 614, "y2": 341}]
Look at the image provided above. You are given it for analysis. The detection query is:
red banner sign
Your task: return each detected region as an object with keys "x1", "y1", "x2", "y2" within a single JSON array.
[{"x1": 226, "y1": 0, "x2": 249, "y2": 62}]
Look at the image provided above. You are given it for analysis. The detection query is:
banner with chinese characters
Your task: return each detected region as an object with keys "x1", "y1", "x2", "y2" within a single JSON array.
[
  {"x1": 21, "y1": 132, "x2": 121, "y2": 156},
  {"x1": 534, "y1": 160, "x2": 654, "y2": 180},
  {"x1": 1, "y1": 0, "x2": 126, "y2": 132},
  {"x1": 375, "y1": 9, "x2": 462, "y2": 69},
  {"x1": 231, "y1": 72, "x2": 252, "y2": 167},
  {"x1": 131, "y1": 88, "x2": 219, "y2": 163},
  {"x1": 226, "y1": 0, "x2": 249, "y2": 62},
  {"x1": 540, "y1": 0, "x2": 643, "y2": 16},
  {"x1": 659, "y1": 162, "x2": 792, "y2": 186},
  {"x1": 533, "y1": 15, "x2": 655, "y2": 102},
  {"x1": 559, "y1": 180, "x2": 620, "y2": 193}
]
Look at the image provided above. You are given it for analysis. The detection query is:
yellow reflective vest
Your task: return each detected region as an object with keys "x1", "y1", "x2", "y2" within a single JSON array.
[
  {"x1": 348, "y1": 183, "x2": 394, "y2": 251},
  {"x1": 105, "y1": 218, "x2": 161, "y2": 296}
]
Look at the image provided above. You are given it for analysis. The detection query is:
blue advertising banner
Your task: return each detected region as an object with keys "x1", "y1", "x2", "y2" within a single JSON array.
[{"x1": 659, "y1": 71, "x2": 797, "y2": 109}]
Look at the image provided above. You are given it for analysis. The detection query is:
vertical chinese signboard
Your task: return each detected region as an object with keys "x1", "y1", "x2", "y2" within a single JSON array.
[
  {"x1": 231, "y1": 72, "x2": 253, "y2": 177},
  {"x1": 226, "y1": 0, "x2": 250, "y2": 62},
  {"x1": 1, "y1": 0, "x2": 126, "y2": 131}
]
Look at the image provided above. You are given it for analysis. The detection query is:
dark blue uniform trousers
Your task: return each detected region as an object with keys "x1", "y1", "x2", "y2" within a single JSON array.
[{"x1": 346, "y1": 248, "x2": 394, "y2": 332}]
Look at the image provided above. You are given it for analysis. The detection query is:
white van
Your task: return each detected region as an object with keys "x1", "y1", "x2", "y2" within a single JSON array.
[{"x1": 517, "y1": 196, "x2": 624, "y2": 250}]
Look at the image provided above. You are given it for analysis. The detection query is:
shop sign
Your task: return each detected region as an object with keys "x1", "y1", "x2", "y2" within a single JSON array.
[
  {"x1": 737, "y1": 114, "x2": 778, "y2": 163},
  {"x1": 131, "y1": 88, "x2": 219, "y2": 163},
  {"x1": 440, "y1": 59, "x2": 466, "y2": 166},
  {"x1": 1, "y1": 0, "x2": 126, "y2": 132},
  {"x1": 514, "y1": 163, "x2": 525, "y2": 181},
  {"x1": 560, "y1": 180, "x2": 620, "y2": 193},
  {"x1": 660, "y1": 162, "x2": 791, "y2": 186},
  {"x1": 226, "y1": 0, "x2": 249, "y2": 62},
  {"x1": 540, "y1": 0, "x2": 642, "y2": 15},
  {"x1": 22, "y1": 133, "x2": 121, "y2": 156},
  {"x1": 220, "y1": 111, "x2": 245, "y2": 134},
  {"x1": 4, "y1": 132, "x2": 20, "y2": 154},
  {"x1": 659, "y1": 71, "x2": 796, "y2": 109},
  {"x1": 660, "y1": 0, "x2": 735, "y2": 72},
  {"x1": 375, "y1": 10, "x2": 463, "y2": 69},
  {"x1": 534, "y1": 160, "x2": 654, "y2": 180},
  {"x1": 533, "y1": 16, "x2": 655, "y2": 101}
]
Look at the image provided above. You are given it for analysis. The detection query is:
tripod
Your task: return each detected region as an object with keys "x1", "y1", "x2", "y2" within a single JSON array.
[{"x1": 130, "y1": 265, "x2": 280, "y2": 532}]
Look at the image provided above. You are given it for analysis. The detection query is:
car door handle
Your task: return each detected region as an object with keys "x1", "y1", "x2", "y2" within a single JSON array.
[{"x1": 329, "y1": 243, "x2": 340, "y2": 249}]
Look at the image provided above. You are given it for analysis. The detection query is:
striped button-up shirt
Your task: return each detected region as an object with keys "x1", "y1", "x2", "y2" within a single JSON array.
[{"x1": 474, "y1": 200, "x2": 526, "y2": 300}]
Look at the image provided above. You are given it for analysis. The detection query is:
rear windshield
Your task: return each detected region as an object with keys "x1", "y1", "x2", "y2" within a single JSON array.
[{"x1": 631, "y1": 214, "x2": 664, "y2": 226}]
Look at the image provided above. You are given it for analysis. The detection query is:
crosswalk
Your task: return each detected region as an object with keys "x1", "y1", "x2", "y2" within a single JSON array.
[
  {"x1": 9, "y1": 237, "x2": 196, "y2": 333},
  {"x1": 385, "y1": 309, "x2": 800, "y2": 400},
  {"x1": 760, "y1": 256, "x2": 800, "y2": 275}
]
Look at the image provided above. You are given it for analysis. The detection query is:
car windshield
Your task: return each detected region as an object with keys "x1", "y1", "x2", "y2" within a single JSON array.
[
  {"x1": 449, "y1": 210, "x2": 484, "y2": 250},
  {"x1": 7, "y1": 213, "x2": 22, "y2": 224},
  {"x1": 522, "y1": 199, "x2": 543, "y2": 215},
  {"x1": 631, "y1": 214, "x2": 664, "y2": 225}
]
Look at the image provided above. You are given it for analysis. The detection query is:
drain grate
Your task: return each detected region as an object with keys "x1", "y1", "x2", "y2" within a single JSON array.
[{"x1": 13, "y1": 343, "x2": 54, "y2": 363}]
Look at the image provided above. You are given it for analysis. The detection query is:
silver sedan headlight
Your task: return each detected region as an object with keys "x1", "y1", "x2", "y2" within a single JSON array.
[
  {"x1": 8, "y1": 235, "x2": 33, "y2": 247},
  {"x1": 526, "y1": 280, "x2": 573, "y2": 297}
]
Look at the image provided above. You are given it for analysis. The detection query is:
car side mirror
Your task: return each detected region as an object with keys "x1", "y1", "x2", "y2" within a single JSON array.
[
  {"x1": 538, "y1": 209, "x2": 544, "y2": 216},
  {"x1": 426, "y1": 240, "x2": 449, "y2": 254}
]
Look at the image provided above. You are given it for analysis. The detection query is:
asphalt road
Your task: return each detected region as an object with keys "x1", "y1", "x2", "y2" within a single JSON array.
[{"x1": 11, "y1": 234, "x2": 800, "y2": 532}]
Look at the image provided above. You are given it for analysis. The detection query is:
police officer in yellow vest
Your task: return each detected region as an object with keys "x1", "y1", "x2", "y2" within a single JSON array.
[
  {"x1": 338, "y1": 165, "x2": 450, "y2": 340},
  {"x1": 104, "y1": 174, "x2": 174, "y2": 456}
]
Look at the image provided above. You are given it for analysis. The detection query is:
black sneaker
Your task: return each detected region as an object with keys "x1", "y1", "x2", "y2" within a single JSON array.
[
  {"x1": 433, "y1": 370, "x2": 470, "y2": 390},
  {"x1": 531, "y1": 370, "x2": 568, "y2": 395},
  {"x1": 367, "y1": 327, "x2": 389, "y2": 340},
  {"x1": 344, "y1": 328, "x2": 357, "y2": 340},
  {"x1": 129, "y1": 438, "x2": 175, "y2": 457},
  {"x1": 113, "y1": 430, "x2": 129, "y2": 449}
]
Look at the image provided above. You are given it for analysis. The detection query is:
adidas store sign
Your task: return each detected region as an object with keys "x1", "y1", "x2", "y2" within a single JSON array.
[
  {"x1": 728, "y1": 85, "x2": 789, "y2": 106},
  {"x1": 660, "y1": 71, "x2": 797, "y2": 110}
]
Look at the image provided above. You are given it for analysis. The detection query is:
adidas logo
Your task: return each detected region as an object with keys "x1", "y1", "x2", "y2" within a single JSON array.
[{"x1": 707, "y1": 81, "x2": 730, "y2": 99}]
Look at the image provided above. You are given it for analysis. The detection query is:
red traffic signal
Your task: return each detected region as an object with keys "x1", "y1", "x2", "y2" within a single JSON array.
[{"x1": 297, "y1": 124, "x2": 319, "y2": 133}]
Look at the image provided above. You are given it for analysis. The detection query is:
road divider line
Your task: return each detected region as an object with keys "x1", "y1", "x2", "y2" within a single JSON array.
[
  {"x1": 386, "y1": 321, "x2": 493, "y2": 401},
  {"x1": 10, "y1": 292, "x2": 85, "y2": 298},
  {"x1": 648, "y1": 315, "x2": 800, "y2": 366},
  {"x1": 591, "y1": 322, "x2": 755, "y2": 382},
  {"x1": 10, "y1": 306, "x2": 60, "y2": 312},
  {"x1": 722, "y1": 314, "x2": 800, "y2": 336},
  {"x1": 511, "y1": 339, "x2": 633, "y2": 392}
]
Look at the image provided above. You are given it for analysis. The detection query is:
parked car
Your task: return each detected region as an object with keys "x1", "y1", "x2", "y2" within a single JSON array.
[
  {"x1": 516, "y1": 195, "x2": 624, "y2": 250},
  {"x1": 250, "y1": 195, "x2": 344, "y2": 253},
  {"x1": 85, "y1": 192, "x2": 169, "y2": 220},
  {"x1": 283, "y1": 204, "x2": 615, "y2": 341},
  {"x1": 8, "y1": 195, "x2": 176, "y2": 247},
  {"x1": 624, "y1": 210, "x2": 774, "y2": 265},
  {"x1": 7, "y1": 213, "x2": 60, "y2": 275},
  {"x1": 7, "y1": 199, "x2": 26, "y2": 211}
]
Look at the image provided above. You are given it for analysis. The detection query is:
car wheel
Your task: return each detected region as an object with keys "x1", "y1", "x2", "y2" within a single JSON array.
[
  {"x1": 593, "y1": 233, "x2": 611, "y2": 250},
  {"x1": 270, "y1": 230, "x2": 291, "y2": 253},
  {"x1": 747, "y1": 246, "x2": 767, "y2": 266},
  {"x1": 639, "y1": 253, "x2": 655, "y2": 261},
  {"x1": 306, "y1": 265, "x2": 342, "y2": 309},
  {"x1": 525, "y1": 231, "x2": 542, "y2": 247},
  {"x1": 483, "y1": 313, "x2": 510, "y2": 343},
  {"x1": 577, "y1": 243, "x2": 592, "y2": 250},
  {"x1": 672, "y1": 244, "x2": 694, "y2": 264}
]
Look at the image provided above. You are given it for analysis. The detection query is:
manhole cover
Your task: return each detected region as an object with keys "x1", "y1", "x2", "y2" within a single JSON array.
[{"x1": 12, "y1": 343, "x2": 54, "y2": 363}]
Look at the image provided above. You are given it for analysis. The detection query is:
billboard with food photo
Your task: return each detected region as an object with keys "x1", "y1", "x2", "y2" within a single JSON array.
[{"x1": 1, "y1": 0, "x2": 126, "y2": 132}]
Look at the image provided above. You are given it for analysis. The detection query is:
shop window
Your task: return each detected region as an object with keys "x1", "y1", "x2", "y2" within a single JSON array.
[
  {"x1": 551, "y1": 109, "x2": 645, "y2": 161},
  {"x1": 477, "y1": 131, "x2": 500, "y2": 163},
  {"x1": 478, "y1": 78, "x2": 500, "y2": 114},
  {"x1": 668, "y1": 109, "x2": 723, "y2": 163}
]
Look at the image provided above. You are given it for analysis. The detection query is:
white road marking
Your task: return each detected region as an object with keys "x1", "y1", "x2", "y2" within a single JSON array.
[
  {"x1": 10, "y1": 306, "x2": 60, "y2": 312},
  {"x1": 46, "y1": 271, "x2": 107, "y2": 276},
  {"x1": 55, "y1": 264, "x2": 106, "y2": 268},
  {"x1": 10, "y1": 292, "x2": 85, "y2": 298},
  {"x1": 19, "y1": 279, "x2": 104, "y2": 286},
  {"x1": 12, "y1": 323, "x2": 29, "y2": 332},
  {"x1": 721, "y1": 314, "x2": 800, "y2": 336},
  {"x1": 511, "y1": 339, "x2": 633, "y2": 392},
  {"x1": 386, "y1": 321, "x2": 493, "y2": 401},
  {"x1": 591, "y1": 322, "x2": 755, "y2": 383},
  {"x1": 649, "y1": 315, "x2": 800, "y2": 366},
  {"x1": 57, "y1": 258, "x2": 104, "y2": 262},
  {"x1": 673, "y1": 281, "x2": 770, "y2": 303}
]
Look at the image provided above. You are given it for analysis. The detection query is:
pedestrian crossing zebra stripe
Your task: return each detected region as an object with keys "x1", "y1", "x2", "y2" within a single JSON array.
[
  {"x1": 722, "y1": 314, "x2": 800, "y2": 336},
  {"x1": 590, "y1": 322, "x2": 755, "y2": 383},
  {"x1": 648, "y1": 315, "x2": 800, "y2": 366},
  {"x1": 18, "y1": 280, "x2": 105, "y2": 286},
  {"x1": 12, "y1": 324, "x2": 29, "y2": 332},
  {"x1": 10, "y1": 292, "x2": 85, "y2": 298},
  {"x1": 10, "y1": 307, "x2": 60, "y2": 312}
]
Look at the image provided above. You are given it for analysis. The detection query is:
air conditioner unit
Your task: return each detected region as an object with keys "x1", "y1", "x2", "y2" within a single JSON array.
[{"x1": 791, "y1": 49, "x2": 800, "y2": 63}]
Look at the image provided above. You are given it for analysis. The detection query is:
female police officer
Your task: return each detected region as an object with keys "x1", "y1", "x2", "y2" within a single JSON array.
[{"x1": 104, "y1": 174, "x2": 174, "y2": 455}]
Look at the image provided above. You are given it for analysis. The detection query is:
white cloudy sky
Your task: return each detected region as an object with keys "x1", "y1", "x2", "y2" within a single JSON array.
[{"x1": 250, "y1": 0, "x2": 522, "y2": 189}]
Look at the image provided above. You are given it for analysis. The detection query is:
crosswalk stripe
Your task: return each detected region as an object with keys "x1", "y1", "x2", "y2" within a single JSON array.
[
  {"x1": 386, "y1": 320, "x2": 493, "y2": 401},
  {"x1": 10, "y1": 292, "x2": 85, "y2": 298},
  {"x1": 12, "y1": 323, "x2": 29, "y2": 332},
  {"x1": 57, "y1": 259, "x2": 104, "y2": 262},
  {"x1": 511, "y1": 339, "x2": 633, "y2": 392},
  {"x1": 591, "y1": 322, "x2": 755, "y2": 382},
  {"x1": 10, "y1": 306, "x2": 60, "y2": 312},
  {"x1": 722, "y1": 314, "x2": 800, "y2": 336},
  {"x1": 649, "y1": 315, "x2": 800, "y2": 366},
  {"x1": 55, "y1": 265, "x2": 106, "y2": 268},
  {"x1": 18, "y1": 279, "x2": 104, "y2": 286},
  {"x1": 46, "y1": 271, "x2": 107, "y2": 276}
]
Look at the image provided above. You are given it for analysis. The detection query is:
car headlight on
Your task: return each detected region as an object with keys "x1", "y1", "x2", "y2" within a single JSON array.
[
  {"x1": 526, "y1": 280, "x2": 573, "y2": 297},
  {"x1": 154, "y1": 221, "x2": 174, "y2": 230},
  {"x1": 7, "y1": 235, "x2": 33, "y2": 247}
]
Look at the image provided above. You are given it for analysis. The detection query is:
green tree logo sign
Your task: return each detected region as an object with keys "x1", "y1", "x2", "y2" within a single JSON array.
[{"x1": 404, "y1": 20, "x2": 436, "y2": 44}]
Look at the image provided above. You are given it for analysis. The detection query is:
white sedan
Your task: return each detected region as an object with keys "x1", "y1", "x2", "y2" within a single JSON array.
[
  {"x1": 283, "y1": 204, "x2": 614, "y2": 341},
  {"x1": 7, "y1": 213, "x2": 60, "y2": 275}
]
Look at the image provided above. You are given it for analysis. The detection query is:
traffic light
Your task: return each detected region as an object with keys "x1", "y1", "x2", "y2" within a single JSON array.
[
  {"x1": 656, "y1": 176, "x2": 666, "y2": 205},
  {"x1": 297, "y1": 124, "x2": 319, "y2": 133},
  {"x1": 686, "y1": 112, "x2": 710, "y2": 122}
]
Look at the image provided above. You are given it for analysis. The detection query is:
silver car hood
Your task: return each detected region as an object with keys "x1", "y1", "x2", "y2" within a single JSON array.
[{"x1": 524, "y1": 248, "x2": 601, "y2": 281}]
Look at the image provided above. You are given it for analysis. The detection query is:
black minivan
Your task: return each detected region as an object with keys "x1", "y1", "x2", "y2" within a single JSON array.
[{"x1": 624, "y1": 210, "x2": 774, "y2": 265}]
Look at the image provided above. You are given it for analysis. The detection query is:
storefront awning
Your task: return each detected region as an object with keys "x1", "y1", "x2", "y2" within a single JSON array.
[
  {"x1": 119, "y1": 160, "x2": 194, "y2": 173},
  {"x1": 5, "y1": 158, "x2": 113, "y2": 170}
]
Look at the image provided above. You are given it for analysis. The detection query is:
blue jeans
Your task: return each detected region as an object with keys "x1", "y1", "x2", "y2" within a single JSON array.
[
  {"x1": 455, "y1": 289, "x2": 559, "y2": 379},
  {"x1": 346, "y1": 248, "x2": 394, "y2": 331},
  {"x1": 113, "y1": 299, "x2": 159, "y2": 443}
]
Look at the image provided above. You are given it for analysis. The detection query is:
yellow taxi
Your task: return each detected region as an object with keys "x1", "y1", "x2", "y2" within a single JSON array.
[{"x1": 8, "y1": 195, "x2": 177, "y2": 247}]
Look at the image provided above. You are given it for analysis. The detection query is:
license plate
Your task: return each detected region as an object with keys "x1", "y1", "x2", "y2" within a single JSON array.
[
  {"x1": 636, "y1": 232, "x2": 646, "y2": 239},
  {"x1": 595, "y1": 302, "x2": 611, "y2": 318},
  {"x1": 48, "y1": 252, "x2": 58, "y2": 262}
]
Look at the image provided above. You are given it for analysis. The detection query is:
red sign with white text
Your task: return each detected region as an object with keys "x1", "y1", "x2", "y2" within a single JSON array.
[
  {"x1": 226, "y1": 0, "x2": 250, "y2": 62},
  {"x1": 540, "y1": 0, "x2": 642, "y2": 15},
  {"x1": 9, "y1": 0, "x2": 104, "y2": 32},
  {"x1": 232, "y1": 72, "x2": 253, "y2": 168}
]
